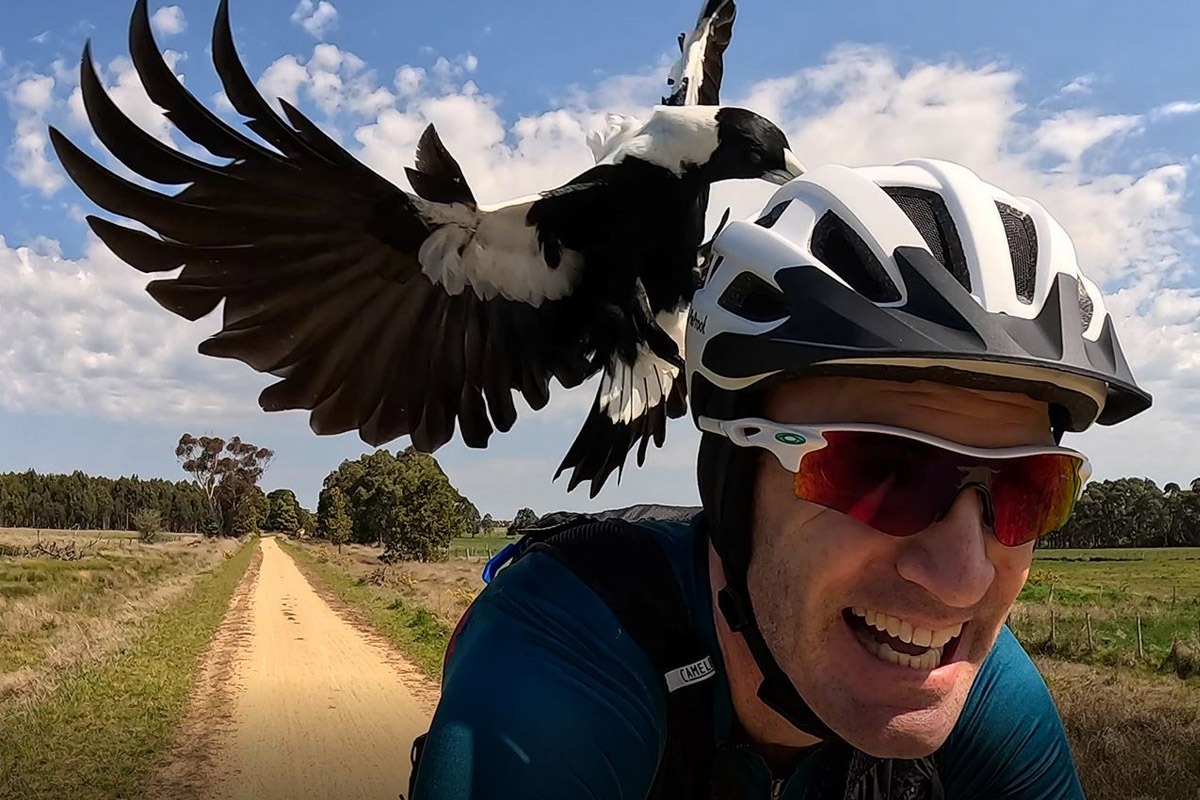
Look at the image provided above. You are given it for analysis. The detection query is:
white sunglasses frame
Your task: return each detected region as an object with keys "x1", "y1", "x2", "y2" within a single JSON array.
[{"x1": 697, "y1": 416, "x2": 1093, "y2": 501}]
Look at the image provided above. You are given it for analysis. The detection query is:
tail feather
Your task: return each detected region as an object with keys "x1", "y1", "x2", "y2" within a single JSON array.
[{"x1": 554, "y1": 348, "x2": 687, "y2": 497}]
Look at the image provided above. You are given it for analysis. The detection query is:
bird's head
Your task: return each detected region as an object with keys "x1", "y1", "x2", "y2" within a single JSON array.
[
  {"x1": 625, "y1": 105, "x2": 805, "y2": 185},
  {"x1": 704, "y1": 106, "x2": 805, "y2": 185}
]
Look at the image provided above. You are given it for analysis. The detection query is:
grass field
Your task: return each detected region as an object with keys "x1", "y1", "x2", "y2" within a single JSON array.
[
  {"x1": 0, "y1": 528, "x2": 239, "y2": 701},
  {"x1": 448, "y1": 534, "x2": 515, "y2": 561},
  {"x1": 1015, "y1": 547, "x2": 1200, "y2": 678},
  {"x1": 0, "y1": 533, "x2": 257, "y2": 800}
]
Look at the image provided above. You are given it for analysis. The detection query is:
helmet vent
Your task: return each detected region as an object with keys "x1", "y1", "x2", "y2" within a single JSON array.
[
  {"x1": 755, "y1": 199, "x2": 792, "y2": 229},
  {"x1": 996, "y1": 201, "x2": 1038, "y2": 304},
  {"x1": 810, "y1": 211, "x2": 900, "y2": 303},
  {"x1": 883, "y1": 187, "x2": 971, "y2": 293},
  {"x1": 717, "y1": 272, "x2": 789, "y2": 323},
  {"x1": 1077, "y1": 279, "x2": 1095, "y2": 331}
]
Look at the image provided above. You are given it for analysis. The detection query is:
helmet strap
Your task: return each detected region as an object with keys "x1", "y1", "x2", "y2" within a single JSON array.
[
  {"x1": 698, "y1": 430, "x2": 840, "y2": 743},
  {"x1": 715, "y1": 577, "x2": 837, "y2": 741}
]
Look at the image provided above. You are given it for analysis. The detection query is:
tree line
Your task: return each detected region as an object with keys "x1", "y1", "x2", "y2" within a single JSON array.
[
  {"x1": 0, "y1": 468, "x2": 214, "y2": 532},
  {"x1": 1041, "y1": 477, "x2": 1200, "y2": 549},
  {"x1": 0, "y1": 433, "x2": 313, "y2": 537},
  {"x1": 6, "y1": 433, "x2": 1195, "y2": 554}
]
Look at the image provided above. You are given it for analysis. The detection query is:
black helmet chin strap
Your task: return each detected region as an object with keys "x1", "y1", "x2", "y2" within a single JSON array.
[
  {"x1": 715, "y1": 578, "x2": 838, "y2": 741},
  {"x1": 697, "y1": 429, "x2": 841, "y2": 744}
]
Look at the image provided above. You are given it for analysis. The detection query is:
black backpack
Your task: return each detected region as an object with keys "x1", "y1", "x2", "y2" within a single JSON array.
[{"x1": 403, "y1": 510, "x2": 943, "y2": 800}]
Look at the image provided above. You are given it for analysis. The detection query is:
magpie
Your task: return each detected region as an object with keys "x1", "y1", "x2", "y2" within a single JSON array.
[
  {"x1": 49, "y1": 0, "x2": 802, "y2": 485},
  {"x1": 551, "y1": 0, "x2": 803, "y2": 496}
]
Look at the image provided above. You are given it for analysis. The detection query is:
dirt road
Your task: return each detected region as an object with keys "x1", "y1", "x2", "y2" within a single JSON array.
[{"x1": 148, "y1": 536, "x2": 439, "y2": 800}]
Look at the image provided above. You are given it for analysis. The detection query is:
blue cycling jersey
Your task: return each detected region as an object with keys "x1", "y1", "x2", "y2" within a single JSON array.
[{"x1": 412, "y1": 517, "x2": 1085, "y2": 799}]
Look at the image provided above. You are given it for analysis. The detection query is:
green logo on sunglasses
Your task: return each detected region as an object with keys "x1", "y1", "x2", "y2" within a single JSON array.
[{"x1": 775, "y1": 432, "x2": 806, "y2": 445}]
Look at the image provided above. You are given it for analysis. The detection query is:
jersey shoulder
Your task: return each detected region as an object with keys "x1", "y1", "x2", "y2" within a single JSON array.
[{"x1": 939, "y1": 627, "x2": 1085, "y2": 799}]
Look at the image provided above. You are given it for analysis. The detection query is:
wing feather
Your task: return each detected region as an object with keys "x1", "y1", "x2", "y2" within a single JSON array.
[{"x1": 53, "y1": 0, "x2": 604, "y2": 455}]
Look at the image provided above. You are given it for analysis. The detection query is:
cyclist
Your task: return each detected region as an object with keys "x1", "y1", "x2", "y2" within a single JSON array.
[{"x1": 407, "y1": 157, "x2": 1152, "y2": 799}]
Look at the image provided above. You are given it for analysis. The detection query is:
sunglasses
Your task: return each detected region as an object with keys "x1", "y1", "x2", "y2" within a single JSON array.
[{"x1": 698, "y1": 416, "x2": 1092, "y2": 547}]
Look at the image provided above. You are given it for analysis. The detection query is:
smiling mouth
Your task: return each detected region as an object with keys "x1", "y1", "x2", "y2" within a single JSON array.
[{"x1": 843, "y1": 608, "x2": 966, "y2": 671}]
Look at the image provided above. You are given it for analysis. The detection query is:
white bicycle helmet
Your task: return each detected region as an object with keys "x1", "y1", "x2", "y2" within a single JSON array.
[
  {"x1": 686, "y1": 157, "x2": 1150, "y2": 434},
  {"x1": 685, "y1": 157, "x2": 1152, "y2": 741}
]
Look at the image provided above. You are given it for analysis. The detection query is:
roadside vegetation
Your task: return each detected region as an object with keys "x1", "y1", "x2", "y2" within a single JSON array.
[
  {"x1": 0, "y1": 533, "x2": 258, "y2": 800},
  {"x1": 0, "y1": 529, "x2": 239, "y2": 701}
]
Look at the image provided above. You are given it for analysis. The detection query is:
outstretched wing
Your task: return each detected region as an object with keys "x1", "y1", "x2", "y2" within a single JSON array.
[
  {"x1": 50, "y1": 0, "x2": 594, "y2": 453},
  {"x1": 663, "y1": 0, "x2": 737, "y2": 106}
]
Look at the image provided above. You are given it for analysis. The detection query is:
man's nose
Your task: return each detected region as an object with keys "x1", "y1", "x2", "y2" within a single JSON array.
[{"x1": 895, "y1": 488, "x2": 997, "y2": 609}]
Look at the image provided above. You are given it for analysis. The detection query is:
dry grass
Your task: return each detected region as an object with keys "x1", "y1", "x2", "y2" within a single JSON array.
[
  {"x1": 1036, "y1": 657, "x2": 1200, "y2": 800},
  {"x1": 291, "y1": 540, "x2": 482, "y2": 628},
  {"x1": 0, "y1": 528, "x2": 239, "y2": 703},
  {"x1": 0, "y1": 537, "x2": 258, "y2": 800}
]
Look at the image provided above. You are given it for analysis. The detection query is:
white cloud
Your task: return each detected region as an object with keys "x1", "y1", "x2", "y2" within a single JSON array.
[
  {"x1": 1060, "y1": 74, "x2": 1094, "y2": 95},
  {"x1": 290, "y1": 0, "x2": 338, "y2": 39},
  {"x1": 150, "y1": 5, "x2": 187, "y2": 37},
  {"x1": 5, "y1": 42, "x2": 1200, "y2": 510},
  {"x1": 5, "y1": 74, "x2": 63, "y2": 195},
  {"x1": 1033, "y1": 109, "x2": 1142, "y2": 164},
  {"x1": 31, "y1": 31, "x2": 50, "y2": 45},
  {"x1": 0, "y1": 233, "x2": 262, "y2": 419},
  {"x1": 257, "y1": 54, "x2": 308, "y2": 108},
  {"x1": 257, "y1": 44, "x2": 395, "y2": 118},
  {"x1": 394, "y1": 66, "x2": 425, "y2": 98},
  {"x1": 1152, "y1": 100, "x2": 1200, "y2": 119}
]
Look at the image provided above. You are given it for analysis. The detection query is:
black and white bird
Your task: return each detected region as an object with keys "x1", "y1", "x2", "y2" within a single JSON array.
[
  {"x1": 50, "y1": 0, "x2": 802, "y2": 494},
  {"x1": 551, "y1": 0, "x2": 789, "y2": 495}
]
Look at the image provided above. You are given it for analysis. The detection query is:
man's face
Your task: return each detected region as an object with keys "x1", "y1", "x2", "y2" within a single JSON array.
[{"x1": 740, "y1": 376, "x2": 1055, "y2": 758}]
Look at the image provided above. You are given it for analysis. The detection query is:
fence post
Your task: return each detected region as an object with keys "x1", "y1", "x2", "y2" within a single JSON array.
[
  {"x1": 1086, "y1": 612, "x2": 1093, "y2": 653},
  {"x1": 1050, "y1": 609, "x2": 1056, "y2": 645},
  {"x1": 1136, "y1": 614, "x2": 1144, "y2": 659}
]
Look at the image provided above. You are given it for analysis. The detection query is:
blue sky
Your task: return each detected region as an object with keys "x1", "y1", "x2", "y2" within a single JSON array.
[{"x1": 2, "y1": 0, "x2": 1200, "y2": 517}]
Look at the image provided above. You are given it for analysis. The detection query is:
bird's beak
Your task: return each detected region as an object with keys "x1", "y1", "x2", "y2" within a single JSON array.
[{"x1": 764, "y1": 149, "x2": 807, "y2": 185}]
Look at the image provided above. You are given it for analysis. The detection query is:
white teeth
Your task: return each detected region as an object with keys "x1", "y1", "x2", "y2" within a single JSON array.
[
  {"x1": 870, "y1": 641, "x2": 943, "y2": 671},
  {"x1": 931, "y1": 622, "x2": 964, "y2": 648},
  {"x1": 877, "y1": 642, "x2": 904, "y2": 666},
  {"x1": 855, "y1": 608, "x2": 962, "y2": 651}
]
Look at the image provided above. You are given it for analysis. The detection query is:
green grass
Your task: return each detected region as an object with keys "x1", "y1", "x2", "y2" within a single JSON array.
[
  {"x1": 0, "y1": 537, "x2": 258, "y2": 800},
  {"x1": 448, "y1": 534, "x2": 515, "y2": 560},
  {"x1": 1014, "y1": 547, "x2": 1200, "y2": 677},
  {"x1": 279, "y1": 539, "x2": 450, "y2": 680}
]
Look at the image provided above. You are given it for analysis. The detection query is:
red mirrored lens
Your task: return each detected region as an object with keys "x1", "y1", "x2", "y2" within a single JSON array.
[
  {"x1": 990, "y1": 454, "x2": 1082, "y2": 546},
  {"x1": 791, "y1": 431, "x2": 1082, "y2": 545}
]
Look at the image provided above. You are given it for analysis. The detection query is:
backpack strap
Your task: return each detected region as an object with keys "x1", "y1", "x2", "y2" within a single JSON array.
[{"x1": 519, "y1": 517, "x2": 718, "y2": 800}]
